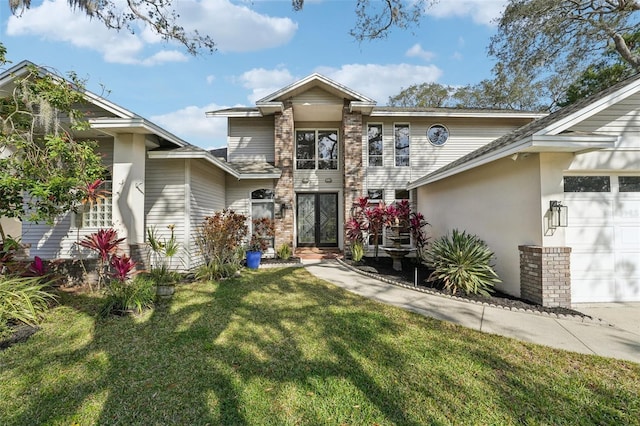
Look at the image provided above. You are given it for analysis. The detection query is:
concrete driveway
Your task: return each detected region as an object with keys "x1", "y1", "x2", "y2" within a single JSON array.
[{"x1": 575, "y1": 303, "x2": 640, "y2": 336}]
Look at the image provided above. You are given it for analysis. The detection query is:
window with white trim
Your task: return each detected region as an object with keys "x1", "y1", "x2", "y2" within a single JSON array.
[
  {"x1": 295, "y1": 129, "x2": 339, "y2": 170},
  {"x1": 76, "y1": 180, "x2": 113, "y2": 228},
  {"x1": 251, "y1": 189, "x2": 275, "y2": 248},
  {"x1": 366, "y1": 189, "x2": 384, "y2": 246},
  {"x1": 367, "y1": 123, "x2": 383, "y2": 167},
  {"x1": 394, "y1": 123, "x2": 410, "y2": 167}
]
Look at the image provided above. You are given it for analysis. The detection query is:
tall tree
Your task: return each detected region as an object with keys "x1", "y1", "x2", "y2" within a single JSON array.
[
  {"x1": 0, "y1": 56, "x2": 106, "y2": 241},
  {"x1": 388, "y1": 83, "x2": 455, "y2": 108},
  {"x1": 9, "y1": 0, "x2": 434, "y2": 54},
  {"x1": 558, "y1": 30, "x2": 640, "y2": 106},
  {"x1": 489, "y1": 0, "x2": 640, "y2": 108},
  {"x1": 388, "y1": 69, "x2": 545, "y2": 111}
]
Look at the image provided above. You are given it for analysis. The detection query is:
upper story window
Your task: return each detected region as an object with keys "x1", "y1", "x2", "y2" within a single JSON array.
[
  {"x1": 296, "y1": 129, "x2": 339, "y2": 170},
  {"x1": 394, "y1": 123, "x2": 410, "y2": 167},
  {"x1": 367, "y1": 124, "x2": 383, "y2": 167}
]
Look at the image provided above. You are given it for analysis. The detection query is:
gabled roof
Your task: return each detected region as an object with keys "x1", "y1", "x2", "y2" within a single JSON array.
[
  {"x1": 256, "y1": 73, "x2": 376, "y2": 104},
  {"x1": 408, "y1": 72, "x2": 640, "y2": 189},
  {"x1": 207, "y1": 73, "x2": 377, "y2": 118}
]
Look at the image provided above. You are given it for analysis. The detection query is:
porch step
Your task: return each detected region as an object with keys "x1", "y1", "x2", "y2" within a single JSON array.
[{"x1": 294, "y1": 248, "x2": 343, "y2": 260}]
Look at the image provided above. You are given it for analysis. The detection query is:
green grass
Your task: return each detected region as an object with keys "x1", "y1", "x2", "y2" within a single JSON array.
[{"x1": 1, "y1": 267, "x2": 638, "y2": 425}]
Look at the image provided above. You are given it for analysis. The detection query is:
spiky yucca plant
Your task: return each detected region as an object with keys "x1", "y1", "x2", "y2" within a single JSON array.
[{"x1": 426, "y1": 229, "x2": 500, "y2": 297}]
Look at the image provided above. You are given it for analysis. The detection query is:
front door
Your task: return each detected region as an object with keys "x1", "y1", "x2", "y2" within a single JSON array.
[{"x1": 297, "y1": 193, "x2": 338, "y2": 247}]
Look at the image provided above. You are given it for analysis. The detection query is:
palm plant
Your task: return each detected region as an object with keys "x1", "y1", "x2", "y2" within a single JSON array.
[{"x1": 426, "y1": 229, "x2": 500, "y2": 297}]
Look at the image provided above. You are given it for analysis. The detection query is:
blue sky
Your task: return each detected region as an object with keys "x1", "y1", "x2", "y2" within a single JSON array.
[{"x1": 1, "y1": 0, "x2": 508, "y2": 149}]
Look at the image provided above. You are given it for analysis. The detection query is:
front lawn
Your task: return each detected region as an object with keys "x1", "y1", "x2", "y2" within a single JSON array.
[{"x1": 1, "y1": 267, "x2": 638, "y2": 425}]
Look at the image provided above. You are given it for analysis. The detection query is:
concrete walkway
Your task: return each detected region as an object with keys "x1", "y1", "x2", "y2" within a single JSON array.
[{"x1": 303, "y1": 259, "x2": 640, "y2": 364}]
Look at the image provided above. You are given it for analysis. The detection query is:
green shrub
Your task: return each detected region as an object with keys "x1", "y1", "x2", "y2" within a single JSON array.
[
  {"x1": 0, "y1": 276, "x2": 57, "y2": 338},
  {"x1": 426, "y1": 229, "x2": 500, "y2": 297},
  {"x1": 351, "y1": 241, "x2": 365, "y2": 262},
  {"x1": 99, "y1": 275, "x2": 155, "y2": 317},
  {"x1": 195, "y1": 258, "x2": 240, "y2": 281},
  {"x1": 276, "y1": 243, "x2": 292, "y2": 260}
]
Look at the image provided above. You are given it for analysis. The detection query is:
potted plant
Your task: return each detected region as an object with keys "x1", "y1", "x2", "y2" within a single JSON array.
[
  {"x1": 245, "y1": 218, "x2": 274, "y2": 269},
  {"x1": 245, "y1": 236, "x2": 264, "y2": 269}
]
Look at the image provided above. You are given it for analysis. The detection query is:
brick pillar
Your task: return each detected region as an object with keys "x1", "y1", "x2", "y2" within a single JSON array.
[
  {"x1": 342, "y1": 101, "x2": 364, "y2": 248},
  {"x1": 519, "y1": 245, "x2": 572, "y2": 308},
  {"x1": 274, "y1": 101, "x2": 295, "y2": 249}
]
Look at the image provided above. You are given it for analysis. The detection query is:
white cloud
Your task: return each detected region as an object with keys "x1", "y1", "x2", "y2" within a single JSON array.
[
  {"x1": 206, "y1": 75, "x2": 216, "y2": 85},
  {"x1": 236, "y1": 68, "x2": 297, "y2": 103},
  {"x1": 173, "y1": 0, "x2": 298, "y2": 52},
  {"x1": 405, "y1": 43, "x2": 436, "y2": 61},
  {"x1": 150, "y1": 104, "x2": 228, "y2": 149},
  {"x1": 315, "y1": 64, "x2": 442, "y2": 103},
  {"x1": 6, "y1": 0, "x2": 297, "y2": 63},
  {"x1": 427, "y1": 0, "x2": 507, "y2": 26},
  {"x1": 6, "y1": 0, "x2": 189, "y2": 65}
]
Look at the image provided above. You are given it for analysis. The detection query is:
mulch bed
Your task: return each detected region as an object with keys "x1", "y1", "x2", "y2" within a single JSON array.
[
  {"x1": 0, "y1": 324, "x2": 40, "y2": 350},
  {"x1": 347, "y1": 256, "x2": 587, "y2": 318}
]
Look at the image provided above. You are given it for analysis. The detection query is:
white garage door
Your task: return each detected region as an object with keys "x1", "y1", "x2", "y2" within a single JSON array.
[{"x1": 565, "y1": 175, "x2": 640, "y2": 303}]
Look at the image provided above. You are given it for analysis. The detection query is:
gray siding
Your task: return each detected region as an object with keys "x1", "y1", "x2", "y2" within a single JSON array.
[
  {"x1": 144, "y1": 157, "x2": 187, "y2": 269},
  {"x1": 23, "y1": 139, "x2": 115, "y2": 260},
  {"x1": 188, "y1": 159, "x2": 226, "y2": 267},
  {"x1": 228, "y1": 116, "x2": 275, "y2": 163},
  {"x1": 362, "y1": 118, "x2": 530, "y2": 198},
  {"x1": 292, "y1": 87, "x2": 344, "y2": 107},
  {"x1": 569, "y1": 91, "x2": 640, "y2": 149}
]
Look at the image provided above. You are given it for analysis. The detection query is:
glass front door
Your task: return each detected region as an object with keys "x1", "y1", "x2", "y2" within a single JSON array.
[{"x1": 296, "y1": 193, "x2": 338, "y2": 247}]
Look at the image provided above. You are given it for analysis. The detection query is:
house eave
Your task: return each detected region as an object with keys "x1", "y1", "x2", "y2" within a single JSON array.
[
  {"x1": 371, "y1": 110, "x2": 547, "y2": 119},
  {"x1": 255, "y1": 101, "x2": 284, "y2": 116},
  {"x1": 89, "y1": 118, "x2": 188, "y2": 148},
  {"x1": 350, "y1": 101, "x2": 376, "y2": 116},
  {"x1": 236, "y1": 172, "x2": 282, "y2": 180},
  {"x1": 408, "y1": 134, "x2": 618, "y2": 189},
  {"x1": 206, "y1": 109, "x2": 263, "y2": 118},
  {"x1": 147, "y1": 149, "x2": 239, "y2": 178}
]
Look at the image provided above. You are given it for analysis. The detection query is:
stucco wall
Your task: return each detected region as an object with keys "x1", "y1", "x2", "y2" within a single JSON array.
[{"x1": 417, "y1": 154, "x2": 542, "y2": 296}]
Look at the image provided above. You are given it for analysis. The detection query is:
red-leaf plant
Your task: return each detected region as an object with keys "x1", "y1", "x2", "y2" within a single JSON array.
[
  {"x1": 78, "y1": 228, "x2": 126, "y2": 288},
  {"x1": 110, "y1": 254, "x2": 137, "y2": 283}
]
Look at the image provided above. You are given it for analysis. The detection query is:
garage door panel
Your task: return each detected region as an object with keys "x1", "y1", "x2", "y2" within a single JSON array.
[
  {"x1": 614, "y1": 198, "x2": 640, "y2": 220},
  {"x1": 571, "y1": 252, "x2": 615, "y2": 279},
  {"x1": 616, "y1": 276, "x2": 640, "y2": 301},
  {"x1": 566, "y1": 199, "x2": 612, "y2": 223},
  {"x1": 566, "y1": 226, "x2": 614, "y2": 249},
  {"x1": 615, "y1": 226, "x2": 640, "y2": 249},
  {"x1": 571, "y1": 278, "x2": 616, "y2": 304},
  {"x1": 565, "y1": 174, "x2": 640, "y2": 303}
]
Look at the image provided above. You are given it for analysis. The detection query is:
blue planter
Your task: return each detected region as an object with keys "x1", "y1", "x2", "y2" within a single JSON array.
[{"x1": 246, "y1": 251, "x2": 262, "y2": 269}]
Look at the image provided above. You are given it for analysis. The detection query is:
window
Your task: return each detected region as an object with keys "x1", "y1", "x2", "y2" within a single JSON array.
[
  {"x1": 619, "y1": 176, "x2": 640, "y2": 192},
  {"x1": 366, "y1": 189, "x2": 384, "y2": 246},
  {"x1": 296, "y1": 129, "x2": 338, "y2": 170},
  {"x1": 394, "y1": 189, "x2": 410, "y2": 244},
  {"x1": 564, "y1": 176, "x2": 611, "y2": 192},
  {"x1": 76, "y1": 180, "x2": 113, "y2": 228},
  {"x1": 394, "y1": 124, "x2": 410, "y2": 167},
  {"x1": 367, "y1": 124, "x2": 383, "y2": 167},
  {"x1": 251, "y1": 189, "x2": 274, "y2": 248}
]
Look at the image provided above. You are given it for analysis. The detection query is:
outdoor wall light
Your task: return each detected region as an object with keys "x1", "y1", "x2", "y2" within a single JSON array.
[{"x1": 549, "y1": 201, "x2": 568, "y2": 228}]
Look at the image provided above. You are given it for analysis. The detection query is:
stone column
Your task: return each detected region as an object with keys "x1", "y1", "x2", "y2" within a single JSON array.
[
  {"x1": 342, "y1": 101, "x2": 364, "y2": 248},
  {"x1": 274, "y1": 101, "x2": 295, "y2": 249},
  {"x1": 519, "y1": 245, "x2": 572, "y2": 308}
]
